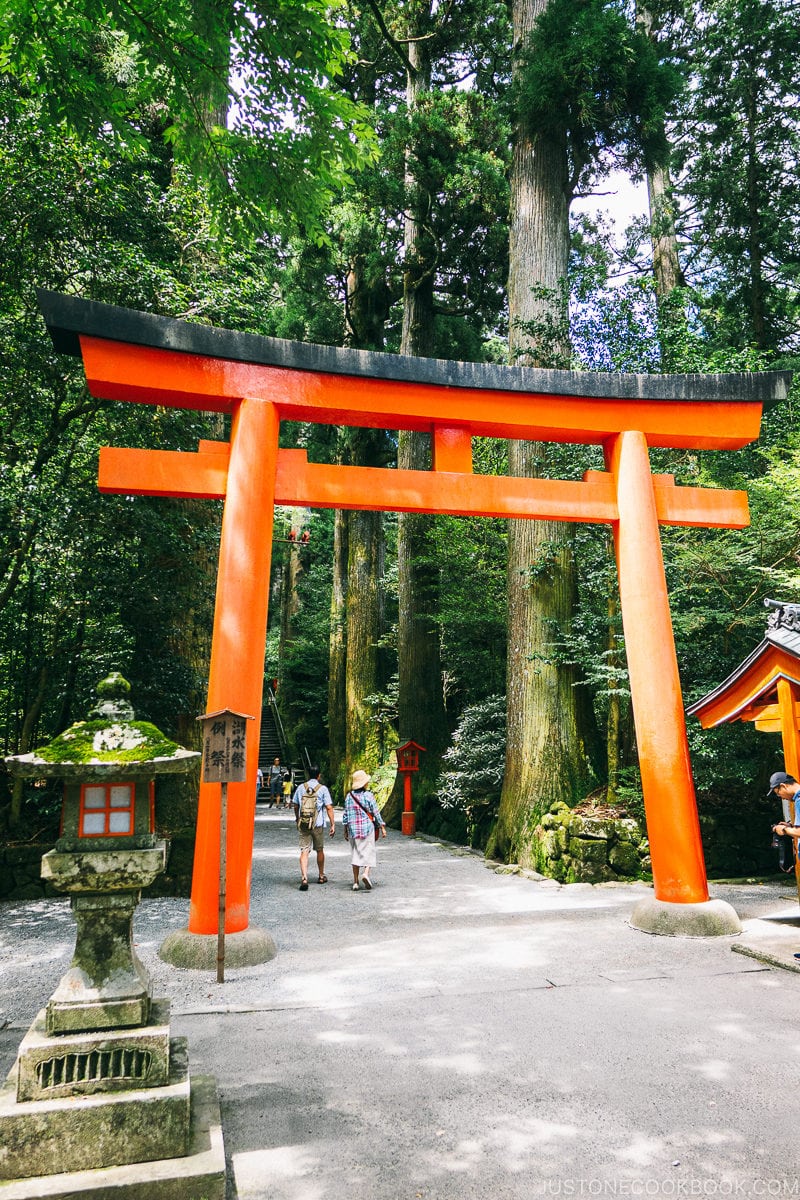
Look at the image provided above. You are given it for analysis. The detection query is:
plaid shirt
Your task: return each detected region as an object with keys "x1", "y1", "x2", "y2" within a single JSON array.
[{"x1": 343, "y1": 789, "x2": 383, "y2": 838}]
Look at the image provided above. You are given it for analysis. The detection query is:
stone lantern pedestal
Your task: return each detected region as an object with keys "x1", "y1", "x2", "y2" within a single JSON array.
[
  {"x1": 41, "y1": 846, "x2": 167, "y2": 1035},
  {"x1": 0, "y1": 674, "x2": 226, "y2": 1198}
]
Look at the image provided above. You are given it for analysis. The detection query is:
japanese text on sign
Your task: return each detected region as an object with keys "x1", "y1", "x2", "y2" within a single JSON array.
[{"x1": 201, "y1": 715, "x2": 248, "y2": 783}]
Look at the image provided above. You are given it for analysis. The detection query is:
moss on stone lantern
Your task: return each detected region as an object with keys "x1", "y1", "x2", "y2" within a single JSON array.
[{"x1": 5, "y1": 672, "x2": 200, "y2": 1035}]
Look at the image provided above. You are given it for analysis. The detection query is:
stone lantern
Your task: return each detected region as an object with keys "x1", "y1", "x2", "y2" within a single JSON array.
[{"x1": 0, "y1": 674, "x2": 225, "y2": 1194}]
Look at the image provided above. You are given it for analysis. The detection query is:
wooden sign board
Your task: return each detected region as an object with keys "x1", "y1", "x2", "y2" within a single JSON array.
[{"x1": 198, "y1": 709, "x2": 253, "y2": 784}]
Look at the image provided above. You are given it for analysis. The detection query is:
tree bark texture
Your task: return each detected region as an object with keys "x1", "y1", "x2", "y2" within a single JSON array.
[
  {"x1": 10, "y1": 662, "x2": 49, "y2": 826},
  {"x1": 606, "y1": 560, "x2": 622, "y2": 806},
  {"x1": 327, "y1": 507, "x2": 348, "y2": 787},
  {"x1": 490, "y1": 0, "x2": 598, "y2": 863},
  {"x1": 165, "y1": 499, "x2": 216, "y2": 749},
  {"x1": 637, "y1": 2, "x2": 686, "y2": 365},
  {"x1": 279, "y1": 507, "x2": 309, "y2": 652},
  {"x1": 345, "y1": 508, "x2": 384, "y2": 776},
  {"x1": 333, "y1": 218, "x2": 391, "y2": 791},
  {"x1": 386, "y1": 432, "x2": 451, "y2": 825},
  {"x1": 745, "y1": 78, "x2": 766, "y2": 348},
  {"x1": 345, "y1": 254, "x2": 391, "y2": 351},
  {"x1": 647, "y1": 163, "x2": 683, "y2": 299}
]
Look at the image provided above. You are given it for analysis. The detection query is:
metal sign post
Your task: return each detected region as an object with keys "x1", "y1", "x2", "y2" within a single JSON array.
[{"x1": 197, "y1": 709, "x2": 253, "y2": 982}]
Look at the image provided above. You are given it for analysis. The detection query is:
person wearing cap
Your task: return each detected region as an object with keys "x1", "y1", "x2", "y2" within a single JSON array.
[
  {"x1": 769, "y1": 771, "x2": 800, "y2": 838},
  {"x1": 343, "y1": 769, "x2": 387, "y2": 891}
]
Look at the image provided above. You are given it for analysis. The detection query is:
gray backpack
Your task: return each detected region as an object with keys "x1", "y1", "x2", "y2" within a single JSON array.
[{"x1": 298, "y1": 782, "x2": 320, "y2": 833}]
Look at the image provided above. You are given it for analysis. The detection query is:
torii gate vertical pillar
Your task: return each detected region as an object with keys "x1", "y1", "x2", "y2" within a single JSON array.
[
  {"x1": 161, "y1": 397, "x2": 279, "y2": 968},
  {"x1": 777, "y1": 677, "x2": 800, "y2": 784},
  {"x1": 606, "y1": 432, "x2": 740, "y2": 935},
  {"x1": 776, "y1": 677, "x2": 800, "y2": 894}
]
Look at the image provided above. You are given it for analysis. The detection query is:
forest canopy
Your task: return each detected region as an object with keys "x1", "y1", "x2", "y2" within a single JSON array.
[{"x1": 1, "y1": 0, "x2": 799, "y2": 880}]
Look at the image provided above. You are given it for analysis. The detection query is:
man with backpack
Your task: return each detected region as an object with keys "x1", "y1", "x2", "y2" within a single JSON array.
[{"x1": 292, "y1": 765, "x2": 335, "y2": 891}]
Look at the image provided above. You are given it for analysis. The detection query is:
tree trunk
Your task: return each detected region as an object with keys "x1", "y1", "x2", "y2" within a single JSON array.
[
  {"x1": 335, "y1": 233, "x2": 392, "y2": 794},
  {"x1": 385, "y1": 27, "x2": 450, "y2": 826},
  {"x1": 345, "y1": 508, "x2": 384, "y2": 774},
  {"x1": 606, "y1": 550, "x2": 622, "y2": 806},
  {"x1": 328, "y1": 508, "x2": 348, "y2": 786},
  {"x1": 163, "y1": 499, "x2": 216, "y2": 749},
  {"x1": 279, "y1": 508, "x2": 310, "y2": 651},
  {"x1": 489, "y1": 0, "x2": 598, "y2": 864},
  {"x1": 345, "y1": 255, "x2": 390, "y2": 351},
  {"x1": 647, "y1": 163, "x2": 683, "y2": 300},
  {"x1": 745, "y1": 77, "x2": 766, "y2": 349},
  {"x1": 637, "y1": 2, "x2": 686, "y2": 365},
  {"x1": 11, "y1": 663, "x2": 49, "y2": 826}
]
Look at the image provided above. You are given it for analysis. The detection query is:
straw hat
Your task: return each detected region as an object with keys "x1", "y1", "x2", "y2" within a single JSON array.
[{"x1": 351, "y1": 769, "x2": 371, "y2": 790}]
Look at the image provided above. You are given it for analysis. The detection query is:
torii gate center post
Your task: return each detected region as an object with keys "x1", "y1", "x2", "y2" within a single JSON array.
[{"x1": 39, "y1": 291, "x2": 792, "y2": 939}]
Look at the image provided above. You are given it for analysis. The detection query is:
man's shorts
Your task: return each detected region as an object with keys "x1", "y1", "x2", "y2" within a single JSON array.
[{"x1": 299, "y1": 826, "x2": 325, "y2": 853}]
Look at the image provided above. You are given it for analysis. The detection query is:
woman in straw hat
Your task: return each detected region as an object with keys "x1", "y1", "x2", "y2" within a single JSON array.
[{"x1": 343, "y1": 769, "x2": 387, "y2": 890}]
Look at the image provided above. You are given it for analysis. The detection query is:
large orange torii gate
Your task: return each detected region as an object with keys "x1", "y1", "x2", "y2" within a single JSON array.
[{"x1": 39, "y1": 290, "x2": 791, "y2": 942}]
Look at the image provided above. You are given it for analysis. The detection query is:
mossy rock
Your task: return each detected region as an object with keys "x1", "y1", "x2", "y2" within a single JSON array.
[
  {"x1": 616, "y1": 819, "x2": 642, "y2": 844},
  {"x1": 569, "y1": 815, "x2": 617, "y2": 840},
  {"x1": 608, "y1": 840, "x2": 642, "y2": 876},
  {"x1": 96, "y1": 672, "x2": 132, "y2": 699},
  {"x1": 33, "y1": 719, "x2": 180, "y2": 765},
  {"x1": 549, "y1": 801, "x2": 571, "y2": 818},
  {"x1": 538, "y1": 828, "x2": 563, "y2": 861},
  {"x1": 568, "y1": 837, "x2": 608, "y2": 865},
  {"x1": 564, "y1": 859, "x2": 615, "y2": 884}
]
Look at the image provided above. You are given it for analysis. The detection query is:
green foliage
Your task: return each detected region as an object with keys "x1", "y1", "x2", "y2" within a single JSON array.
[
  {"x1": 0, "y1": 76, "x2": 301, "y2": 823},
  {"x1": 567, "y1": 250, "x2": 800, "y2": 797},
  {"x1": 429, "y1": 511, "x2": 507, "y2": 709},
  {"x1": 673, "y1": 0, "x2": 800, "y2": 352},
  {"x1": 0, "y1": 0, "x2": 378, "y2": 237},
  {"x1": 436, "y1": 695, "x2": 506, "y2": 847},
  {"x1": 514, "y1": 0, "x2": 681, "y2": 195},
  {"x1": 275, "y1": 513, "x2": 336, "y2": 766}
]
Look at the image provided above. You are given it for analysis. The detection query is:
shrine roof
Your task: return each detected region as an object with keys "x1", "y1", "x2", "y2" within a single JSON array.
[
  {"x1": 687, "y1": 604, "x2": 800, "y2": 726},
  {"x1": 39, "y1": 290, "x2": 792, "y2": 407}
]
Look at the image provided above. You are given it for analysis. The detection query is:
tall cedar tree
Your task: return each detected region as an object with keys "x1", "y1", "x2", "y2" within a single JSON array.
[
  {"x1": 318, "y1": 0, "x2": 510, "y2": 807},
  {"x1": 490, "y1": 0, "x2": 678, "y2": 861},
  {"x1": 346, "y1": 0, "x2": 511, "y2": 824}
]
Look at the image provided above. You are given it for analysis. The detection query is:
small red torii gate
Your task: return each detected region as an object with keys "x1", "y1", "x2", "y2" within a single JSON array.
[{"x1": 39, "y1": 290, "x2": 791, "y2": 940}]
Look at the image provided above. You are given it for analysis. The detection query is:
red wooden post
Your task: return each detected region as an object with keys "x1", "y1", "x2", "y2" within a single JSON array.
[{"x1": 395, "y1": 741, "x2": 425, "y2": 837}]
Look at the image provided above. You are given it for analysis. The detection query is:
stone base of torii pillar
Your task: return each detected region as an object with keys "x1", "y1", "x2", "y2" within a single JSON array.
[{"x1": 630, "y1": 896, "x2": 741, "y2": 937}]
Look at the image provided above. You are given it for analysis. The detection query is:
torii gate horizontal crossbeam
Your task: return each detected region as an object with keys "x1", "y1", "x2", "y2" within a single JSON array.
[{"x1": 98, "y1": 444, "x2": 750, "y2": 529}]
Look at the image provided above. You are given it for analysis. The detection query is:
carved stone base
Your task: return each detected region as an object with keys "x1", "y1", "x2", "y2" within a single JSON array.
[
  {"x1": 16, "y1": 1000, "x2": 172, "y2": 1103},
  {"x1": 0, "y1": 1037, "x2": 190, "y2": 1179}
]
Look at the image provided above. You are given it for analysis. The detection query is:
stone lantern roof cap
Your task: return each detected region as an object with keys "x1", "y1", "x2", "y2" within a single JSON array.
[{"x1": 4, "y1": 672, "x2": 200, "y2": 779}]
